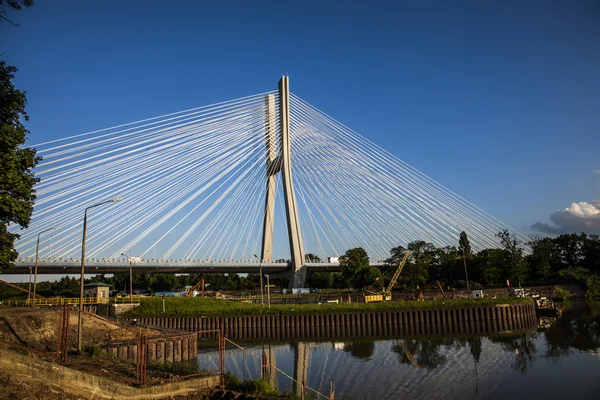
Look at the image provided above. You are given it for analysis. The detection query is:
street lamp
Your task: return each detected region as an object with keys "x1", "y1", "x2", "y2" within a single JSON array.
[
  {"x1": 32, "y1": 226, "x2": 59, "y2": 305},
  {"x1": 265, "y1": 274, "x2": 271, "y2": 309},
  {"x1": 253, "y1": 254, "x2": 264, "y2": 307},
  {"x1": 121, "y1": 252, "x2": 135, "y2": 302},
  {"x1": 77, "y1": 197, "x2": 122, "y2": 352},
  {"x1": 27, "y1": 266, "x2": 32, "y2": 304}
]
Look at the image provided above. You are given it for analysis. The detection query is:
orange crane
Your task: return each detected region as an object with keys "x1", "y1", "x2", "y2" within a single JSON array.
[{"x1": 183, "y1": 279, "x2": 204, "y2": 297}]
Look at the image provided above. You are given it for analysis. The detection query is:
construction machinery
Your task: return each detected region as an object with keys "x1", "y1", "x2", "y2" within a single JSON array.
[
  {"x1": 183, "y1": 279, "x2": 204, "y2": 297},
  {"x1": 396, "y1": 340, "x2": 419, "y2": 369},
  {"x1": 416, "y1": 280, "x2": 445, "y2": 301},
  {"x1": 365, "y1": 252, "x2": 410, "y2": 303}
]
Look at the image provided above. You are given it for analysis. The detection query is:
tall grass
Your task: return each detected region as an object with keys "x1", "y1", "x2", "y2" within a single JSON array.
[
  {"x1": 224, "y1": 372, "x2": 279, "y2": 396},
  {"x1": 124, "y1": 296, "x2": 530, "y2": 317}
]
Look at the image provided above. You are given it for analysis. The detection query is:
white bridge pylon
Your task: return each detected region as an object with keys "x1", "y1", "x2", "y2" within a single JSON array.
[{"x1": 12, "y1": 77, "x2": 527, "y2": 286}]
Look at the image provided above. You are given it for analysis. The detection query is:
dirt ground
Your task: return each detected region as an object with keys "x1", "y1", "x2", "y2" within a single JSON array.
[
  {"x1": 0, "y1": 308, "x2": 280, "y2": 400},
  {"x1": 0, "y1": 307, "x2": 157, "y2": 351},
  {"x1": 0, "y1": 369, "x2": 266, "y2": 400}
]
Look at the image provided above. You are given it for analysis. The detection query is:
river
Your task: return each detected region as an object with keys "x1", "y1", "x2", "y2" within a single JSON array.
[{"x1": 196, "y1": 302, "x2": 600, "y2": 399}]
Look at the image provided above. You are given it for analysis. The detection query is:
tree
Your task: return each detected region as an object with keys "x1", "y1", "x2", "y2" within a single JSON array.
[
  {"x1": 0, "y1": 0, "x2": 34, "y2": 26},
  {"x1": 304, "y1": 253, "x2": 320, "y2": 262},
  {"x1": 582, "y1": 234, "x2": 600, "y2": 274},
  {"x1": 339, "y1": 247, "x2": 379, "y2": 289},
  {"x1": 405, "y1": 241, "x2": 435, "y2": 288},
  {"x1": 0, "y1": 61, "x2": 41, "y2": 273},
  {"x1": 474, "y1": 249, "x2": 505, "y2": 286},
  {"x1": 426, "y1": 245, "x2": 463, "y2": 284},
  {"x1": 459, "y1": 231, "x2": 472, "y2": 290},
  {"x1": 305, "y1": 271, "x2": 333, "y2": 288},
  {"x1": 527, "y1": 235, "x2": 554, "y2": 279},
  {"x1": 496, "y1": 230, "x2": 528, "y2": 285},
  {"x1": 553, "y1": 233, "x2": 586, "y2": 269}
]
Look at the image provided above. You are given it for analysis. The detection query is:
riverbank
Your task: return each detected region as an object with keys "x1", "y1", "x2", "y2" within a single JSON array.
[
  {"x1": 124, "y1": 296, "x2": 531, "y2": 318},
  {"x1": 130, "y1": 300, "x2": 537, "y2": 342}
]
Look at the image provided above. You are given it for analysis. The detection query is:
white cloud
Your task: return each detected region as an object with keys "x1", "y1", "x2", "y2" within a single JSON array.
[
  {"x1": 532, "y1": 201, "x2": 600, "y2": 234},
  {"x1": 596, "y1": 169, "x2": 600, "y2": 175}
]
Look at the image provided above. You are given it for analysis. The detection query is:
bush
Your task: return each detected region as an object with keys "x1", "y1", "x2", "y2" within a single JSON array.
[
  {"x1": 554, "y1": 286, "x2": 570, "y2": 304},
  {"x1": 585, "y1": 277, "x2": 600, "y2": 302},
  {"x1": 147, "y1": 360, "x2": 203, "y2": 376},
  {"x1": 224, "y1": 372, "x2": 278, "y2": 396},
  {"x1": 84, "y1": 345, "x2": 102, "y2": 357}
]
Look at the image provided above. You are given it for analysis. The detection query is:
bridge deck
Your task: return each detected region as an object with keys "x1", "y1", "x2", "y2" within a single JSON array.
[{"x1": 6, "y1": 261, "x2": 381, "y2": 275}]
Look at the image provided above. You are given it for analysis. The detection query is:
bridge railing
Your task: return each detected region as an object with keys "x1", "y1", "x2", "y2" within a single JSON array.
[
  {"x1": 16, "y1": 257, "x2": 385, "y2": 265},
  {"x1": 25, "y1": 297, "x2": 141, "y2": 306}
]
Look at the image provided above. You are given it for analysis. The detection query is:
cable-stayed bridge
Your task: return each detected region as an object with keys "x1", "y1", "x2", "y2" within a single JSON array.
[{"x1": 9, "y1": 77, "x2": 526, "y2": 287}]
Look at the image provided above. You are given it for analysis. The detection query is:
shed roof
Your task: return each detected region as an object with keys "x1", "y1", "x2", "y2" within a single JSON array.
[{"x1": 84, "y1": 282, "x2": 112, "y2": 288}]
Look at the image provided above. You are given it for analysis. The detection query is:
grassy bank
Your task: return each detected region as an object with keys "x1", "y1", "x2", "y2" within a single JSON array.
[{"x1": 124, "y1": 296, "x2": 531, "y2": 318}]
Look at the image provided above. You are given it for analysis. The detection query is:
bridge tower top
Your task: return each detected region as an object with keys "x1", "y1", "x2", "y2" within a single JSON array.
[{"x1": 260, "y1": 77, "x2": 306, "y2": 288}]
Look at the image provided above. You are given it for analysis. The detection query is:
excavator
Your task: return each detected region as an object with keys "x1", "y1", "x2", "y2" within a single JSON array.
[
  {"x1": 416, "y1": 280, "x2": 446, "y2": 301},
  {"x1": 183, "y1": 279, "x2": 205, "y2": 298},
  {"x1": 365, "y1": 252, "x2": 410, "y2": 303}
]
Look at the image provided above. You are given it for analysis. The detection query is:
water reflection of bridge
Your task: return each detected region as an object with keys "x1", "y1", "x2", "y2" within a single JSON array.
[
  {"x1": 201, "y1": 314, "x2": 537, "y2": 397},
  {"x1": 194, "y1": 308, "x2": 600, "y2": 398},
  {"x1": 207, "y1": 332, "x2": 537, "y2": 399}
]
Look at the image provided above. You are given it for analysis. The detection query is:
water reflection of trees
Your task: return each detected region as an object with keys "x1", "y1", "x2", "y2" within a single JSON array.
[
  {"x1": 390, "y1": 337, "x2": 483, "y2": 371},
  {"x1": 391, "y1": 338, "x2": 454, "y2": 370},
  {"x1": 489, "y1": 333, "x2": 537, "y2": 372},
  {"x1": 343, "y1": 341, "x2": 376, "y2": 361},
  {"x1": 543, "y1": 305, "x2": 600, "y2": 361},
  {"x1": 339, "y1": 305, "x2": 600, "y2": 371}
]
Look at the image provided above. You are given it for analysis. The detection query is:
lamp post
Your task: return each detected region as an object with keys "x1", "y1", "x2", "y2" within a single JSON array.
[
  {"x1": 32, "y1": 227, "x2": 59, "y2": 305},
  {"x1": 121, "y1": 252, "x2": 134, "y2": 302},
  {"x1": 265, "y1": 274, "x2": 271, "y2": 309},
  {"x1": 253, "y1": 254, "x2": 264, "y2": 307},
  {"x1": 27, "y1": 266, "x2": 32, "y2": 304},
  {"x1": 77, "y1": 197, "x2": 122, "y2": 352}
]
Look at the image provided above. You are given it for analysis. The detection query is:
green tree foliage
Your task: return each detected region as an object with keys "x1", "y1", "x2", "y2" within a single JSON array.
[
  {"x1": 496, "y1": 230, "x2": 528, "y2": 284},
  {"x1": 527, "y1": 235, "x2": 554, "y2": 279},
  {"x1": 459, "y1": 231, "x2": 472, "y2": 290},
  {"x1": 339, "y1": 247, "x2": 379, "y2": 289},
  {"x1": 553, "y1": 233, "x2": 587, "y2": 269},
  {"x1": 304, "y1": 253, "x2": 320, "y2": 262},
  {"x1": 405, "y1": 241, "x2": 435, "y2": 288},
  {"x1": 473, "y1": 248, "x2": 506, "y2": 286},
  {"x1": 305, "y1": 271, "x2": 334, "y2": 288},
  {"x1": 0, "y1": 0, "x2": 34, "y2": 26},
  {"x1": 433, "y1": 246, "x2": 461, "y2": 283},
  {"x1": 0, "y1": 61, "x2": 41, "y2": 273}
]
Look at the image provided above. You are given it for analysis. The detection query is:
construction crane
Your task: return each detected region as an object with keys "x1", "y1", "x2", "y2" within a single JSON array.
[
  {"x1": 365, "y1": 252, "x2": 410, "y2": 303},
  {"x1": 183, "y1": 279, "x2": 204, "y2": 298},
  {"x1": 396, "y1": 340, "x2": 419, "y2": 369}
]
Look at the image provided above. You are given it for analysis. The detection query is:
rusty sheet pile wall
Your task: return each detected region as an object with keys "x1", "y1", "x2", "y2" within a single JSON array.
[{"x1": 135, "y1": 302, "x2": 537, "y2": 339}]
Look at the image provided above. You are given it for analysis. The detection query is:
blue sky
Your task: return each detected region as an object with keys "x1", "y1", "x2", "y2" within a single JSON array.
[{"x1": 2, "y1": 0, "x2": 599, "y2": 235}]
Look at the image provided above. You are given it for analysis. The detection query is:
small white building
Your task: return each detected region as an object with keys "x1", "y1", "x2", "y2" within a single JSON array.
[{"x1": 84, "y1": 282, "x2": 112, "y2": 303}]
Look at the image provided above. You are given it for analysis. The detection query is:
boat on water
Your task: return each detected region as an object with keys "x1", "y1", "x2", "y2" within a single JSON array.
[{"x1": 532, "y1": 294, "x2": 561, "y2": 315}]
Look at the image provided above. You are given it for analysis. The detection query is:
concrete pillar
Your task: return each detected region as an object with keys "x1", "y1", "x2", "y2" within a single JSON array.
[
  {"x1": 279, "y1": 77, "x2": 306, "y2": 288},
  {"x1": 260, "y1": 94, "x2": 279, "y2": 262}
]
